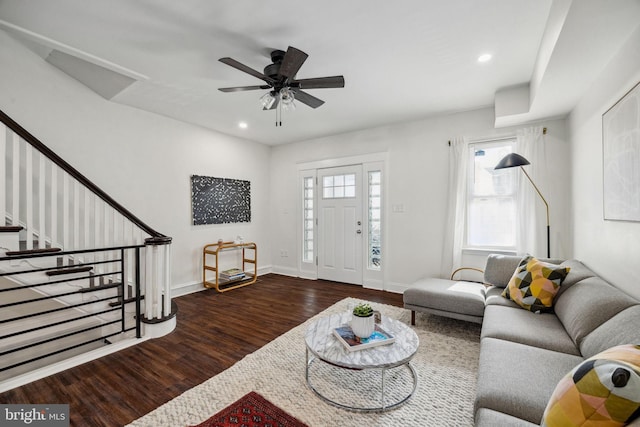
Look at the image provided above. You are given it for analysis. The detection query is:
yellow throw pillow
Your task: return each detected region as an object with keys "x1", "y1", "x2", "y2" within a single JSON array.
[
  {"x1": 501, "y1": 255, "x2": 570, "y2": 313},
  {"x1": 542, "y1": 344, "x2": 640, "y2": 427}
]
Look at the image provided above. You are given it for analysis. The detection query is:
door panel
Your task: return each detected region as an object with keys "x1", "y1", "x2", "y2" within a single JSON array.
[{"x1": 317, "y1": 165, "x2": 363, "y2": 285}]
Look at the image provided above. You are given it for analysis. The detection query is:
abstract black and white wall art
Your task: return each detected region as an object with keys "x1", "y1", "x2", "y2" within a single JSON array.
[{"x1": 191, "y1": 175, "x2": 251, "y2": 225}]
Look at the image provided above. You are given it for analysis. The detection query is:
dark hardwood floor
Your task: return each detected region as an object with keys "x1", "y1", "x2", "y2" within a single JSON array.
[{"x1": 0, "y1": 274, "x2": 403, "y2": 426}]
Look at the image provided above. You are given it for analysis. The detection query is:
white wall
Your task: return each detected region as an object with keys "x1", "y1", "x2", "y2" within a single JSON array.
[
  {"x1": 0, "y1": 30, "x2": 272, "y2": 293},
  {"x1": 569, "y1": 25, "x2": 640, "y2": 299},
  {"x1": 270, "y1": 108, "x2": 571, "y2": 291}
]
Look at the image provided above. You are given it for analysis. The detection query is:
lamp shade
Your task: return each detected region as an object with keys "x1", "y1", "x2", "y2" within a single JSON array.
[{"x1": 495, "y1": 153, "x2": 531, "y2": 170}]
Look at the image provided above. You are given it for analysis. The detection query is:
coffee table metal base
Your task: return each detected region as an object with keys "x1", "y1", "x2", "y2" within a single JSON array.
[{"x1": 305, "y1": 348, "x2": 418, "y2": 412}]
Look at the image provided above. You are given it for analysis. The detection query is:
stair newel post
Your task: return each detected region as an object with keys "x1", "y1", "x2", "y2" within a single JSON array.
[
  {"x1": 143, "y1": 236, "x2": 172, "y2": 322},
  {"x1": 163, "y1": 242, "x2": 172, "y2": 317}
]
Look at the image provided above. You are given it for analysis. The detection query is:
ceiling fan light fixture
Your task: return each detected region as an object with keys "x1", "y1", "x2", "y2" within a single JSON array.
[
  {"x1": 260, "y1": 91, "x2": 276, "y2": 109},
  {"x1": 279, "y1": 87, "x2": 296, "y2": 111},
  {"x1": 280, "y1": 87, "x2": 295, "y2": 104}
]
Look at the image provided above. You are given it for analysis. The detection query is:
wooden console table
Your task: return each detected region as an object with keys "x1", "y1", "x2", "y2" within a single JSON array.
[{"x1": 203, "y1": 241, "x2": 257, "y2": 292}]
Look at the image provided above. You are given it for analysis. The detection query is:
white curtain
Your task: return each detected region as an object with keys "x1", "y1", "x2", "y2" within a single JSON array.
[
  {"x1": 515, "y1": 126, "x2": 548, "y2": 257},
  {"x1": 441, "y1": 137, "x2": 468, "y2": 277}
]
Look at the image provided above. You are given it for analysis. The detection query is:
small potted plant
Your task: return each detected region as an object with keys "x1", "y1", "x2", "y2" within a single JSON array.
[{"x1": 351, "y1": 302, "x2": 375, "y2": 338}]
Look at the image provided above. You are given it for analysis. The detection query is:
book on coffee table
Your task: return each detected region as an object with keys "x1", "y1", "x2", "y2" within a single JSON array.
[{"x1": 332, "y1": 324, "x2": 395, "y2": 352}]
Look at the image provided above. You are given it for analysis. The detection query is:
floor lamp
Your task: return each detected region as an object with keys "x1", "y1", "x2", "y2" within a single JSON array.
[{"x1": 495, "y1": 153, "x2": 550, "y2": 258}]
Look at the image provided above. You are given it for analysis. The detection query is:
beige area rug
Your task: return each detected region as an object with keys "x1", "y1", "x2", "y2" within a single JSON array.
[{"x1": 127, "y1": 298, "x2": 481, "y2": 427}]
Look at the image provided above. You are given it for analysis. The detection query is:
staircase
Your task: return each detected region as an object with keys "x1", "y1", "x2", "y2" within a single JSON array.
[{"x1": 0, "y1": 109, "x2": 174, "y2": 390}]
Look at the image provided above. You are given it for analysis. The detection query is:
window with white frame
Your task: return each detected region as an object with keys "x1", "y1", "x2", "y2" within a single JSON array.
[
  {"x1": 466, "y1": 139, "x2": 517, "y2": 251},
  {"x1": 302, "y1": 176, "x2": 314, "y2": 263},
  {"x1": 322, "y1": 174, "x2": 356, "y2": 199},
  {"x1": 368, "y1": 171, "x2": 382, "y2": 269}
]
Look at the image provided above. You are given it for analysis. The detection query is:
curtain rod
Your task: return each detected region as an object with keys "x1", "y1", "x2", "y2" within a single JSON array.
[{"x1": 447, "y1": 127, "x2": 547, "y2": 146}]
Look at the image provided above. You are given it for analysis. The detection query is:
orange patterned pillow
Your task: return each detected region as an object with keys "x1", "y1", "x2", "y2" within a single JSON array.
[
  {"x1": 542, "y1": 344, "x2": 640, "y2": 427},
  {"x1": 501, "y1": 255, "x2": 570, "y2": 313}
]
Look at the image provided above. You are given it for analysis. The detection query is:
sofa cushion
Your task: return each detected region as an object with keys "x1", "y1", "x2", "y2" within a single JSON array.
[
  {"x1": 554, "y1": 277, "x2": 638, "y2": 348},
  {"x1": 476, "y1": 337, "x2": 584, "y2": 424},
  {"x1": 541, "y1": 344, "x2": 640, "y2": 427},
  {"x1": 502, "y1": 256, "x2": 570, "y2": 313},
  {"x1": 556, "y1": 259, "x2": 597, "y2": 298},
  {"x1": 403, "y1": 278, "x2": 486, "y2": 317},
  {"x1": 481, "y1": 305, "x2": 580, "y2": 355},
  {"x1": 580, "y1": 305, "x2": 640, "y2": 358},
  {"x1": 485, "y1": 285, "x2": 521, "y2": 307},
  {"x1": 483, "y1": 254, "x2": 523, "y2": 287},
  {"x1": 475, "y1": 408, "x2": 538, "y2": 427}
]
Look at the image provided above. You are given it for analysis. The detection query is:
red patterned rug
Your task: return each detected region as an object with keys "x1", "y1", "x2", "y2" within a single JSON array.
[{"x1": 190, "y1": 391, "x2": 309, "y2": 427}]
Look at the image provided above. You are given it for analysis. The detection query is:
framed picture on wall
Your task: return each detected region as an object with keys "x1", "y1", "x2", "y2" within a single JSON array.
[
  {"x1": 602, "y1": 80, "x2": 640, "y2": 221},
  {"x1": 191, "y1": 175, "x2": 251, "y2": 225}
]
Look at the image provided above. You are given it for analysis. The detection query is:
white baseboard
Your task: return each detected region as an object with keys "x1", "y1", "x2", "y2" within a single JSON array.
[
  {"x1": 385, "y1": 281, "x2": 409, "y2": 294},
  {"x1": 270, "y1": 265, "x2": 299, "y2": 277},
  {"x1": 171, "y1": 266, "x2": 274, "y2": 298},
  {"x1": 363, "y1": 278, "x2": 383, "y2": 290}
]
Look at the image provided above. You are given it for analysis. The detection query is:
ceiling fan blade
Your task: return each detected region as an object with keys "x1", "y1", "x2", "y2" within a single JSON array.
[
  {"x1": 279, "y1": 46, "x2": 308, "y2": 80},
  {"x1": 292, "y1": 75, "x2": 345, "y2": 89},
  {"x1": 263, "y1": 96, "x2": 280, "y2": 110},
  {"x1": 218, "y1": 85, "x2": 271, "y2": 93},
  {"x1": 291, "y1": 89, "x2": 325, "y2": 108},
  {"x1": 219, "y1": 57, "x2": 275, "y2": 85}
]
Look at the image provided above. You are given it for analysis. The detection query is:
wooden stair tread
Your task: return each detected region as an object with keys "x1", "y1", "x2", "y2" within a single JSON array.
[
  {"x1": 5, "y1": 247, "x2": 62, "y2": 256},
  {"x1": 46, "y1": 266, "x2": 94, "y2": 276},
  {"x1": 0, "y1": 226, "x2": 24, "y2": 233}
]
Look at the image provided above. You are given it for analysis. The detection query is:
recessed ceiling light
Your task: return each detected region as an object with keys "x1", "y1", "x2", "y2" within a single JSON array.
[
  {"x1": 478, "y1": 53, "x2": 492, "y2": 63},
  {"x1": 238, "y1": 122, "x2": 248, "y2": 129}
]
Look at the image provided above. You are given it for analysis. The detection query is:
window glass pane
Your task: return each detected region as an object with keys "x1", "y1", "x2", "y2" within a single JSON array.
[
  {"x1": 322, "y1": 173, "x2": 356, "y2": 199},
  {"x1": 468, "y1": 198, "x2": 516, "y2": 247},
  {"x1": 303, "y1": 176, "x2": 315, "y2": 263},
  {"x1": 472, "y1": 145, "x2": 514, "y2": 196},
  {"x1": 344, "y1": 185, "x2": 355, "y2": 197},
  {"x1": 368, "y1": 170, "x2": 382, "y2": 270},
  {"x1": 466, "y1": 139, "x2": 517, "y2": 250}
]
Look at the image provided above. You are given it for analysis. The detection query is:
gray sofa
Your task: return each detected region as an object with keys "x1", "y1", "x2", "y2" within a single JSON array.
[{"x1": 404, "y1": 254, "x2": 640, "y2": 426}]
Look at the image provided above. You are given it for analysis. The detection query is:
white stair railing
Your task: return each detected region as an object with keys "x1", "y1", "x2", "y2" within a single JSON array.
[{"x1": 0, "y1": 110, "x2": 173, "y2": 324}]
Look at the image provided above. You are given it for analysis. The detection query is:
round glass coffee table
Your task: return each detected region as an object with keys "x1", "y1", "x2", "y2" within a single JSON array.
[{"x1": 304, "y1": 311, "x2": 419, "y2": 412}]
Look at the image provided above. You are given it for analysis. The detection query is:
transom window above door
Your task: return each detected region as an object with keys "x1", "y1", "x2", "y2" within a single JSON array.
[{"x1": 323, "y1": 174, "x2": 356, "y2": 199}]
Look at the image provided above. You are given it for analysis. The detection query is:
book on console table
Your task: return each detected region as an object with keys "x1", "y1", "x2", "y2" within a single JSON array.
[
  {"x1": 332, "y1": 324, "x2": 395, "y2": 352},
  {"x1": 220, "y1": 268, "x2": 246, "y2": 281}
]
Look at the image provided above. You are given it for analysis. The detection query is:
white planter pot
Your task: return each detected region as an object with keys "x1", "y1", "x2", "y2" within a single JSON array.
[{"x1": 351, "y1": 314, "x2": 375, "y2": 339}]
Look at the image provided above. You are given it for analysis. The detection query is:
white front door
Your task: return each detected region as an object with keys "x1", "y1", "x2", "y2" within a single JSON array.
[{"x1": 317, "y1": 165, "x2": 363, "y2": 285}]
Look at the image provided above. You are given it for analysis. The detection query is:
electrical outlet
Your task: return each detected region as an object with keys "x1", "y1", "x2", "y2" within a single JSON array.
[{"x1": 280, "y1": 250, "x2": 288, "y2": 257}]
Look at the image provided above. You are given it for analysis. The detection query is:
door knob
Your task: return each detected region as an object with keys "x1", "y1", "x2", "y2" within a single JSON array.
[{"x1": 356, "y1": 230, "x2": 362, "y2": 234}]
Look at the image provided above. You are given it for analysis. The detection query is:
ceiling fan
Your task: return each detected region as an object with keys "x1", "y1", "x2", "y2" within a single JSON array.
[{"x1": 218, "y1": 46, "x2": 345, "y2": 111}]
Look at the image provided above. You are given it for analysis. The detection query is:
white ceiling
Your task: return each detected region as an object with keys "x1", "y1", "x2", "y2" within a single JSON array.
[{"x1": 1, "y1": 0, "x2": 639, "y2": 145}]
